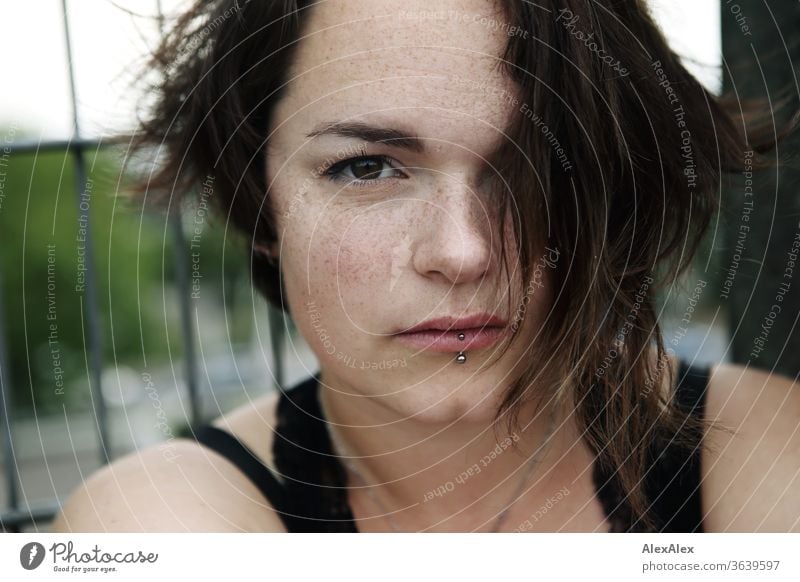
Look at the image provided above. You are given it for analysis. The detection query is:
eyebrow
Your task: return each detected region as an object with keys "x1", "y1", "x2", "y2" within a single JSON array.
[{"x1": 305, "y1": 121, "x2": 426, "y2": 153}]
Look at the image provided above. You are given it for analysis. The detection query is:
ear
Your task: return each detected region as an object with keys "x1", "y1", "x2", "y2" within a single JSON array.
[
  {"x1": 252, "y1": 242, "x2": 279, "y2": 267},
  {"x1": 252, "y1": 242, "x2": 278, "y2": 257}
]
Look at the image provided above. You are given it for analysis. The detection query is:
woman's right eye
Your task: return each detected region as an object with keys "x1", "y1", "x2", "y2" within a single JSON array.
[{"x1": 323, "y1": 155, "x2": 406, "y2": 187}]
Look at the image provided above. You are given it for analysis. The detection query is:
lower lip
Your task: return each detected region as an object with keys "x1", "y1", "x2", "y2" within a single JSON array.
[{"x1": 393, "y1": 326, "x2": 508, "y2": 352}]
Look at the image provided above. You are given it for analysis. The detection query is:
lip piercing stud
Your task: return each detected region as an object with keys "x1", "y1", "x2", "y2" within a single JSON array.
[{"x1": 455, "y1": 332, "x2": 467, "y2": 363}]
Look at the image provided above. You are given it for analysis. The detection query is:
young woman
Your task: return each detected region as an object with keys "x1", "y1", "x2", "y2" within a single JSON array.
[{"x1": 52, "y1": 0, "x2": 800, "y2": 533}]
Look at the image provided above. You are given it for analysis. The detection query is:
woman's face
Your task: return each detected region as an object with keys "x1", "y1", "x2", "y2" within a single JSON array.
[{"x1": 266, "y1": 0, "x2": 553, "y2": 423}]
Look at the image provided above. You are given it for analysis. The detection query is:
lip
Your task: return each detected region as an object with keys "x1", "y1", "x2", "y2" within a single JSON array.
[
  {"x1": 398, "y1": 314, "x2": 508, "y2": 334},
  {"x1": 393, "y1": 313, "x2": 508, "y2": 353}
]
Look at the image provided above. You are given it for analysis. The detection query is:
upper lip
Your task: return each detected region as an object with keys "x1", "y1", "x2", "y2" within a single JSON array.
[{"x1": 397, "y1": 313, "x2": 508, "y2": 334}]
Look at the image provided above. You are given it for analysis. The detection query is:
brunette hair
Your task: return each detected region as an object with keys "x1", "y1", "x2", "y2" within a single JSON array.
[{"x1": 131, "y1": 0, "x2": 786, "y2": 530}]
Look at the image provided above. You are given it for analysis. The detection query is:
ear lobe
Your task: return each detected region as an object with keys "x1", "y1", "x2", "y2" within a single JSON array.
[{"x1": 253, "y1": 242, "x2": 279, "y2": 265}]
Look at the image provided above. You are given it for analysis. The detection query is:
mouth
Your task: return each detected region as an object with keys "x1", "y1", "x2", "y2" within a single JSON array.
[{"x1": 393, "y1": 314, "x2": 508, "y2": 352}]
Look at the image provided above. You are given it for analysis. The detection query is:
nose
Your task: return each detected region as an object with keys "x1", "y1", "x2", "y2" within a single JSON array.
[{"x1": 412, "y1": 177, "x2": 494, "y2": 285}]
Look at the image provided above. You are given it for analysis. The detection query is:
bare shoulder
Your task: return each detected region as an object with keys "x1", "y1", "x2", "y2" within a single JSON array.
[
  {"x1": 51, "y1": 390, "x2": 285, "y2": 533},
  {"x1": 700, "y1": 361, "x2": 800, "y2": 532}
]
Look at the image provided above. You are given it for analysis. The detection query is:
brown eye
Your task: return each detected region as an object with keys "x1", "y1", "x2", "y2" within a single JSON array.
[
  {"x1": 350, "y1": 158, "x2": 384, "y2": 180},
  {"x1": 325, "y1": 155, "x2": 404, "y2": 186}
]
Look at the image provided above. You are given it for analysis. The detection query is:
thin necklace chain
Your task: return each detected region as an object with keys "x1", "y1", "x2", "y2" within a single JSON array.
[{"x1": 327, "y1": 409, "x2": 558, "y2": 533}]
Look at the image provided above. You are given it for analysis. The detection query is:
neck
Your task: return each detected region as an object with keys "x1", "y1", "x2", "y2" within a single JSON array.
[{"x1": 318, "y1": 369, "x2": 583, "y2": 531}]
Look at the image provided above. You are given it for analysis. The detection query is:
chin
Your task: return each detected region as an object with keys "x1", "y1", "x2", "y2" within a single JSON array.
[
  {"x1": 380, "y1": 375, "x2": 508, "y2": 425},
  {"x1": 320, "y1": 354, "x2": 514, "y2": 424}
]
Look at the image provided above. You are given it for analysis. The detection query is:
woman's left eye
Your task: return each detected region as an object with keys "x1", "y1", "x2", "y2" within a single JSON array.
[{"x1": 324, "y1": 155, "x2": 405, "y2": 186}]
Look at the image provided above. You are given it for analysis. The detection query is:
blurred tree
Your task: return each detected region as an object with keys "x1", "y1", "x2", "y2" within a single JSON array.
[
  {"x1": 0, "y1": 141, "x2": 252, "y2": 416},
  {"x1": 0, "y1": 145, "x2": 171, "y2": 414}
]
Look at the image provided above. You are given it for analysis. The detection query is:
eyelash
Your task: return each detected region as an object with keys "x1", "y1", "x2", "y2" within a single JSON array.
[{"x1": 322, "y1": 155, "x2": 406, "y2": 188}]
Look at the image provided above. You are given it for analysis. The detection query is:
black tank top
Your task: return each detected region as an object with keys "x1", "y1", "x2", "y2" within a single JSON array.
[{"x1": 193, "y1": 358, "x2": 710, "y2": 532}]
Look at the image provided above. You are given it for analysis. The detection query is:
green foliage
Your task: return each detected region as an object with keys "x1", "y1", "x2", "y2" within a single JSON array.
[{"x1": 0, "y1": 138, "x2": 253, "y2": 416}]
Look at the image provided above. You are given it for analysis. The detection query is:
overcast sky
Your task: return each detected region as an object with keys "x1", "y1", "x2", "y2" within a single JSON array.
[{"x1": 0, "y1": 0, "x2": 721, "y2": 141}]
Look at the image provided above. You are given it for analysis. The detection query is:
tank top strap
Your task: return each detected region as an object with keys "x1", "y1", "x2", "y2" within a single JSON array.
[
  {"x1": 593, "y1": 357, "x2": 710, "y2": 532},
  {"x1": 192, "y1": 424, "x2": 290, "y2": 519},
  {"x1": 193, "y1": 374, "x2": 358, "y2": 532},
  {"x1": 272, "y1": 372, "x2": 359, "y2": 532},
  {"x1": 644, "y1": 358, "x2": 710, "y2": 532}
]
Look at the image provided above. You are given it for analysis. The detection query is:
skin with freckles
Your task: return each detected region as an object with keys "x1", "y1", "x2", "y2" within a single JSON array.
[
  {"x1": 262, "y1": 0, "x2": 598, "y2": 532},
  {"x1": 267, "y1": 0, "x2": 547, "y2": 424}
]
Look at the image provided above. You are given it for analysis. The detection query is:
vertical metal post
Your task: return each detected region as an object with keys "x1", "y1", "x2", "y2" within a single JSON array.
[
  {"x1": 170, "y1": 212, "x2": 200, "y2": 426},
  {"x1": 721, "y1": 1, "x2": 800, "y2": 377},
  {"x1": 268, "y1": 304, "x2": 285, "y2": 391},
  {"x1": 61, "y1": 0, "x2": 110, "y2": 464},
  {"x1": 155, "y1": 0, "x2": 201, "y2": 427},
  {"x1": 0, "y1": 270, "x2": 20, "y2": 532}
]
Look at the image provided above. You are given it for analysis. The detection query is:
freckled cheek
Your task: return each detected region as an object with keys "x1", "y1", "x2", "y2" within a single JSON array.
[
  {"x1": 283, "y1": 215, "x2": 394, "y2": 307},
  {"x1": 326, "y1": 220, "x2": 395, "y2": 301}
]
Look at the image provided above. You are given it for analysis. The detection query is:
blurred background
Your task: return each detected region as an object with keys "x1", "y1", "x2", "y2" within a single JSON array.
[{"x1": 0, "y1": 0, "x2": 798, "y2": 532}]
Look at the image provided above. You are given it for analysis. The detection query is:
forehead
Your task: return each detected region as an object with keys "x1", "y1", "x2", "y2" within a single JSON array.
[{"x1": 271, "y1": 0, "x2": 519, "y2": 149}]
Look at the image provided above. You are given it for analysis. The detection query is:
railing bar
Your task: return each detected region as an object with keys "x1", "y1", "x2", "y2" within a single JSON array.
[
  {"x1": 0, "y1": 270, "x2": 20, "y2": 512},
  {"x1": 61, "y1": 0, "x2": 82, "y2": 139},
  {"x1": 1, "y1": 500, "x2": 61, "y2": 531},
  {"x1": 61, "y1": 0, "x2": 110, "y2": 465},
  {"x1": 3, "y1": 139, "x2": 113, "y2": 155},
  {"x1": 155, "y1": 0, "x2": 200, "y2": 427},
  {"x1": 170, "y1": 213, "x2": 200, "y2": 426},
  {"x1": 268, "y1": 304, "x2": 285, "y2": 392}
]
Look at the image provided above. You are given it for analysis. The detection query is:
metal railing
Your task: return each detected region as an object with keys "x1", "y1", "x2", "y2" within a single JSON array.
[{"x1": 0, "y1": 0, "x2": 285, "y2": 532}]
